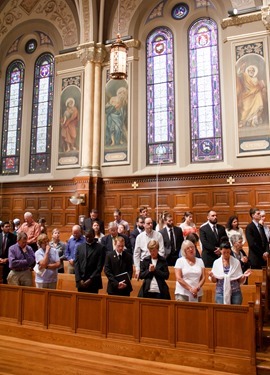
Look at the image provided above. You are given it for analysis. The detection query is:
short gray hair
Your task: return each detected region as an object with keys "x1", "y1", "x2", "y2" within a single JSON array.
[
  {"x1": 230, "y1": 233, "x2": 243, "y2": 245},
  {"x1": 180, "y1": 240, "x2": 195, "y2": 258}
]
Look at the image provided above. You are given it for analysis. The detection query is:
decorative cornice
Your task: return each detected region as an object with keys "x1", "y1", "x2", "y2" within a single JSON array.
[
  {"x1": 103, "y1": 170, "x2": 270, "y2": 186},
  {"x1": 105, "y1": 39, "x2": 141, "y2": 51},
  {"x1": 77, "y1": 42, "x2": 107, "y2": 65},
  {"x1": 261, "y1": 6, "x2": 270, "y2": 31},
  {"x1": 221, "y1": 12, "x2": 261, "y2": 29},
  {"x1": 55, "y1": 52, "x2": 78, "y2": 63}
]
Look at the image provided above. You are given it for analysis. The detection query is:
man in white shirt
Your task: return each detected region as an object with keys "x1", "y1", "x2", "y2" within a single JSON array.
[{"x1": 133, "y1": 217, "x2": 164, "y2": 279}]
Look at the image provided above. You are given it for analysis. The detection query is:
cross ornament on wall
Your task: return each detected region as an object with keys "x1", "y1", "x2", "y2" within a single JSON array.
[
  {"x1": 47, "y1": 185, "x2": 54, "y2": 192},
  {"x1": 132, "y1": 181, "x2": 139, "y2": 189},
  {"x1": 226, "y1": 176, "x2": 235, "y2": 185}
]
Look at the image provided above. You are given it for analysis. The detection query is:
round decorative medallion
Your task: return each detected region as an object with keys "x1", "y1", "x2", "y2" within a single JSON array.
[
  {"x1": 25, "y1": 39, "x2": 37, "y2": 54},
  {"x1": 171, "y1": 3, "x2": 189, "y2": 20}
]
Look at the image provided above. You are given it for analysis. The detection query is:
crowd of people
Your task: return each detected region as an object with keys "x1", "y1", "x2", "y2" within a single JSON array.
[{"x1": 0, "y1": 206, "x2": 269, "y2": 305}]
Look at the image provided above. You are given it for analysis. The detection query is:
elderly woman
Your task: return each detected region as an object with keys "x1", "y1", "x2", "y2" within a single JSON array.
[
  {"x1": 34, "y1": 234, "x2": 60, "y2": 289},
  {"x1": 209, "y1": 241, "x2": 251, "y2": 304},
  {"x1": 175, "y1": 240, "x2": 205, "y2": 302},
  {"x1": 230, "y1": 234, "x2": 250, "y2": 278},
  {"x1": 138, "y1": 240, "x2": 170, "y2": 300}
]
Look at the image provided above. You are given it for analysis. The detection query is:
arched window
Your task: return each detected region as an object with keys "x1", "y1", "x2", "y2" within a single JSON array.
[
  {"x1": 189, "y1": 18, "x2": 223, "y2": 162},
  {"x1": 30, "y1": 53, "x2": 54, "y2": 173},
  {"x1": 1, "y1": 60, "x2": 25, "y2": 175},
  {"x1": 146, "y1": 27, "x2": 175, "y2": 165}
]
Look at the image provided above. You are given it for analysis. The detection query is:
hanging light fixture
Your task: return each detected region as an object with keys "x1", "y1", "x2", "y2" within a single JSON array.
[{"x1": 110, "y1": 0, "x2": 128, "y2": 79}]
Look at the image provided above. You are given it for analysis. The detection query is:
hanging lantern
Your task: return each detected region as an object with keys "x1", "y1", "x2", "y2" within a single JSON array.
[{"x1": 110, "y1": 35, "x2": 128, "y2": 79}]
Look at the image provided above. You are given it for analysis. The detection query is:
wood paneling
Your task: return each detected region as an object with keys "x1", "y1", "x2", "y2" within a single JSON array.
[
  {"x1": 0, "y1": 284, "x2": 257, "y2": 375},
  {"x1": 2, "y1": 169, "x2": 270, "y2": 233}
]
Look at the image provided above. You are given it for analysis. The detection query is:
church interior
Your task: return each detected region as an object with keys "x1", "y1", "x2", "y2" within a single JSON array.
[{"x1": 1, "y1": 0, "x2": 270, "y2": 373}]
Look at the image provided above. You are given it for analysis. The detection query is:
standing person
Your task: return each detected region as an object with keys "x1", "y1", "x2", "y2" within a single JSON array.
[
  {"x1": 133, "y1": 217, "x2": 165, "y2": 279},
  {"x1": 179, "y1": 212, "x2": 197, "y2": 239},
  {"x1": 113, "y1": 209, "x2": 130, "y2": 235},
  {"x1": 92, "y1": 221, "x2": 104, "y2": 243},
  {"x1": 65, "y1": 225, "x2": 86, "y2": 274},
  {"x1": 139, "y1": 206, "x2": 157, "y2": 230},
  {"x1": 18, "y1": 212, "x2": 41, "y2": 252},
  {"x1": 104, "y1": 237, "x2": 133, "y2": 296},
  {"x1": 159, "y1": 213, "x2": 184, "y2": 266},
  {"x1": 130, "y1": 216, "x2": 144, "y2": 251},
  {"x1": 83, "y1": 209, "x2": 105, "y2": 235},
  {"x1": 34, "y1": 234, "x2": 60, "y2": 289},
  {"x1": 7, "y1": 232, "x2": 35, "y2": 286},
  {"x1": 199, "y1": 210, "x2": 228, "y2": 267},
  {"x1": 209, "y1": 241, "x2": 251, "y2": 305},
  {"x1": 38, "y1": 218, "x2": 47, "y2": 234},
  {"x1": 49, "y1": 228, "x2": 66, "y2": 273},
  {"x1": 0, "y1": 222, "x2": 17, "y2": 283},
  {"x1": 74, "y1": 230, "x2": 106, "y2": 294},
  {"x1": 259, "y1": 210, "x2": 270, "y2": 243},
  {"x1": 138, "y1": 240, "x2": 170, "y2": 300},
  {"x1": 225, "y1": 216, "x2": 246, "y2": 246},
  {"x1": 175, "y1": 240, "x2": 205, "y2": 302},
  {"x1": 246, "y1": 208, "x2": 269, "y2": 269},
  {"x1": 61, "y1": 97, "x2": 79, "y2": 152},
  {"x1": 230, "y1": 234, "x2": 250, "y2": 284},
  {"x1": 13, "y1": 218, "x2": 21, "y2": 234},
  {"x1": 101, "y1": 222, "x2": 132, "y2": 255}
]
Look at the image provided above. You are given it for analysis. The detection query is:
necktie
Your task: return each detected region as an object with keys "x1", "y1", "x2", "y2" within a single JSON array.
[
  {"x1": 118, "y1": 254, "x2": 122, "y2": 265},
  {"x1": 213, "y1": 225, "x2": 218, "y2": 240},
  {"x1": 169, "y1": 228, "x2": 175, "y2": 253}
]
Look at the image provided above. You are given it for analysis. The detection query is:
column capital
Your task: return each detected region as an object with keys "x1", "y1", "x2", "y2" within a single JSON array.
[
  {"x1": 262, "y1": 6, "x2": 270, "y2": 30},
  {"x1": 77, "y1": 42, "x2": 107, "y2": 65}
]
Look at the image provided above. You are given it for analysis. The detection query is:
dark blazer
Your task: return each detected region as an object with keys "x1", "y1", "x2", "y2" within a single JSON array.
[
  {"x1": 83, "y1": 217, "x2": 105, "y2": 234},
  {"x1": 138, "y1": 255, "x2": 171, "y2": 300},
  {"x1": 246, "y1": 221, "x2": 269, "y2": 269},
  {"x1": 129, "y1": 228, "x2": 143, "y2": 251},
  {"x1": 199, "y1": 223, "x2": 227, "y2": 267},
  {"x1": 104, "y1": 250, "x2": 133, "y2": 296},
  {"x1": 0, "y1": 232, "x2": 17, "y2": 284},
  {"x1": 159, "y1": 226, "x2": 184, "y2": 257},
  {"x1": 74, "y1": 241, "x2": 106, "y2": 291},
  {"x1": 101, "y1": 233, "x2": 132, "y2": 255}
]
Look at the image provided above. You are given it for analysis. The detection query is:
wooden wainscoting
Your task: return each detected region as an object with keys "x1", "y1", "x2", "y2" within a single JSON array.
[
  {"x1": 1, "y1": 168, "x2": 270, "y2": 235},
  {"x1": 0, "y1": 284, "x2": 256, "y2": 375}
]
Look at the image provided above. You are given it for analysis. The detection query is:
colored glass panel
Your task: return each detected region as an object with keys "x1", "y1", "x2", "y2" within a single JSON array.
[
  {"x1": 30, "y1": 53, "x2": 54, "y2": 173},
  {"x1": 146, "y1": 27, "x2": 175, "y2": 165},
  {"x1": 189, "y1": 18, "x2": 223, "y2": 162},
  {"x1": 1, "y1": 60, "x2": 24, "y2": 174}
]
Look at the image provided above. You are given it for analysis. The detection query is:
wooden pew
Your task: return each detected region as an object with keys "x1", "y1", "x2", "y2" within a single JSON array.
[
  {"x1": 0, "y1": 283, "x2": 257, "y2": 375},
  {"x1": 56, "y1": 273, "x2": 260, "y2": 306}
]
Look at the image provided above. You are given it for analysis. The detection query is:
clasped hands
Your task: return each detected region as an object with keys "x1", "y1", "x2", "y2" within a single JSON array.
[
  {"x1": 80, "y1": 279, "x2": 92, "y2": 288},
  {"x1": 118, "y1": 281, "x2": 127, "y2": 289}
]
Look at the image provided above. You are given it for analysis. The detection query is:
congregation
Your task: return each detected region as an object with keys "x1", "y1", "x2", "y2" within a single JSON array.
[{"x1": 0, "y1": 206, "x2": 268, "y2": 305}]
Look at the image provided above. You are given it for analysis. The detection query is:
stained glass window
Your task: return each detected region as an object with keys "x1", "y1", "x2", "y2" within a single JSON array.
[
  {"x1": 189, "y1": 18, "x2": 223, "y2": 162},
  {"x1": 30, "y1": 53, "x2": 54, "y2": 173},
  {"x1": 1, "y1": 60, "x2": 25, "y2": 175},
  {"x1": 146, "y1": 27, "x2": 175, "y2": 165}
]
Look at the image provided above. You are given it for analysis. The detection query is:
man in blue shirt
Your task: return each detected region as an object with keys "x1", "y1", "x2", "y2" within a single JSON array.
[{"x1": 65, "y1": 225, "x2": 85, "y2": 274}]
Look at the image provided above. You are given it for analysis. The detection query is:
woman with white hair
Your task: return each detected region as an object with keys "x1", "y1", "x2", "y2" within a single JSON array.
[{"x1": 174, "y1": 240, "x2": 205, "y2": 302}]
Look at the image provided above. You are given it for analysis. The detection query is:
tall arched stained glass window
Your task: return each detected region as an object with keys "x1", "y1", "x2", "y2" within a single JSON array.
[
  {"x1": 146, "y1": 27, "x2": 175, "y2": 165},
  {"x1": 30, "y1": 53, "x2": 54, "y2": 173},
  {"x1": 1, "y1": 60, "x2": 25, "y2": 175},
  {"x1": 189, "y1": 18, "x2": 223, "y2": 162}
]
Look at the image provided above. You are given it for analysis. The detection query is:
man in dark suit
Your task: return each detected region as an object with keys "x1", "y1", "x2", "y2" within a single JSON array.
[
  {"x1": 0, "y1": 221, "x2": 17, "y2": 283},
  {"x1": 101, "y1": 222, "x2": 132, "y2": 255},
  {"x1": 246, "y1": 207, "x2": 269, "y2": 269},
  {"x1": 83, "y1": 209, "x2": 105, "y2": 234},
  {"x1": 74, "y1": 229, "x2": 106, "y2": 293},
  {"x1": 104, "y1": 236, "x2": 133, "y2": 296},
  {"x1": 130, "y1": 216, "x2": 145, "y2": 251},
  {"x1": 199, "y1": 210, "x2": 227, "y2": 267},
  {"x1": 159, "y1": 213, "x2": 184, "y2": 266}
]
